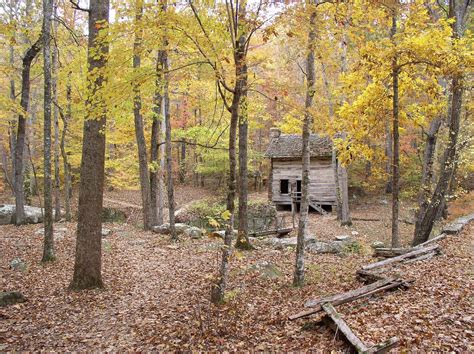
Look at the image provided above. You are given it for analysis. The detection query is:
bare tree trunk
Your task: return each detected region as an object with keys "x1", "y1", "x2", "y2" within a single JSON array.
[
  {"x1": 390, "y1": 13, "x2": 400, "y2": 248},
  {"x1": 133, "y1": 0, "x2": 154, "y2": 230},
  {"x1": 60, "y1": 71, "x2": 72, "y2": 221},
  {"x1": 14, "y1": 36, "x2": 42, "y2": 225},
  {"x1": 42, "y1": 0, "x2": 55, "y2": 262},
  {"x1": 412, "y1": 0, "x2": 469, "y2": 246},
  {"x1": 52, "y1": 4, "x2": 61, "y2": 222},
  {"x1": 414, "y1": 117, "x2": 442, "y2": 235},
  {"x1": 162, "y1": 28, "x2": 176, "y2": 240},
  {"x1": 385, "y1": 119, "x2": 393, "y2": 193},
  {"x1": 322, "y1": 62, "x2": 342, "y2": 218},
  {"x1": 211, "y1": 35, "x2": 246, "y2": 304},
  {"x1": 150, "y1": 49, "x2": 164, "y2": 225},
  {"x1": 338, "y1": 19, "x2": 351, "y2": 226},
  {"x1": 179, "y1": 140, "x2": 186, "y2": 184},
  {"x1": 70, "y1": 0, "x2": 109, "y2": 290},
  {"x1": 236, "y1": 53, "x2": 251, "y2": 250},
  {"x1": 293, "y1": 9, "x2": 316, "y2": 288},
  {"x1": 9, "y1": 10, "x2": 16, "y2": 192}
]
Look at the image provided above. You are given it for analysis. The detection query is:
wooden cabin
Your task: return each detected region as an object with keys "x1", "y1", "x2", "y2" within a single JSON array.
[{"x1": 265, "y1": 128, "x2": 337, "y2": 210}]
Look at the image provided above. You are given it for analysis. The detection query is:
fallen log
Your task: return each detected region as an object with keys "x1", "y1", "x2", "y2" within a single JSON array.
[
  {"x1": 352, "y1": 217, "x2": 382, "y2": 222},
  {"x1": 322, "y1": 302, "x2": 367, "y2": 352},
  {"x1": 373, "y1": 247, "x2": 411, "y2": 258},
  {"x1": 403, "y1": 251, "x2": 437, "y2": 264},
  {"x1": 414, "y1": 233, "x2": 447, "y2": 248},
  {"x1": 321, "y1": 302, "x2": 399, "y2": 353},
  {"x1": 289, "y1": 278, "x2": 404, "y2": 320},
  {"x1": 362, "y1": 244, "x2": 440, "y2": 271}
]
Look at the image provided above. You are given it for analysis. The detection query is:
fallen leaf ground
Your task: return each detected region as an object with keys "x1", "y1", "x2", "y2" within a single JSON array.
[{"x1": 0, "y1": 190, "x2": 472, "y2": 351}]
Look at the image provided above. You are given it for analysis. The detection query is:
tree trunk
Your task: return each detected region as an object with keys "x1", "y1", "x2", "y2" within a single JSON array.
[
  {"x1": 14, "y1": 36, "x2": 43, "y2": 225},
  {"x1": 9, "y1": 19, "x2": 16, "y2": 193},
  {"x1": 414, "y1": 117, "x2": 442, "y2": 236},
  {"x1": 211, "y1": 35, "x2": 246, "y2": 304},
  {"x1": 52, "y1": 4, "x2": 61, "y2": 222},
  {"x1": 412, "y1": 0, "x2": 468, "y2": 246},
  {"x1": 162, "y1": 33, "x2": 176, "y2": 240},
  {"x1": 150, "y1": 49, "x2": 164, "y2": 226},
  {"x1": 70, "y1": 0, "x2": 109, "y2": 290},
  {"x1": 42, "y1": 0, "x2": 55, "y2": 262},
  {"x1": 133, "y1": 0, "x2": 154, "y2": 230},
  {"x1": 339, "y1": 165, "x2": 352, "y2": 225},
  {"x1": 236, "y1": 53, "x2": 251, "y2": 250},
  {"x1": 338, "y1": 18, "x2": 351, "y2": 226},
  {"x1": 321, "y1": 61, "x2": 342, "y2": 219},
  {"x1": 179, "y1": 140, "x2": 186, "y2": 184},
  {"x1": 385, "y1": 118, "x2": 393, "y2": 193},
  {"x1": 60, "y1": 71, "x2": 72, "y2": 221},
  {"x1": 293, "y1": 9, "x2": 316, "y2": 288},
  {"x1": 390, "y1": 14, "x2": 400, "y2": 248}
]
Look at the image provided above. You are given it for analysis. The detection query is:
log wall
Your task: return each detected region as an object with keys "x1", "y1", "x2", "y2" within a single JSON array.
[{"x1": 270, "y1": 157, "x2": 336, "y2": 205}]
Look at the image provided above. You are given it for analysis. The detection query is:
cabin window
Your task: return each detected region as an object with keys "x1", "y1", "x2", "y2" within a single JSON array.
[{"x1": 280, "y1": 179, "x2": 289, "y2": 194}]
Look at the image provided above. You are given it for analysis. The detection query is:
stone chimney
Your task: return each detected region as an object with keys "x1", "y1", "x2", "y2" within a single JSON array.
[{"x1": 269, "y1": 127, "x2": 281, "y2": 139}]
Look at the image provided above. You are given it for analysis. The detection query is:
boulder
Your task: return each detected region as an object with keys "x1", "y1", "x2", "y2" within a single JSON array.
[
  {"x1": 184, "y1": 226, "x2": 202, "y2": 239},
  {"x1": 0, "y1": 291, "x2": 26, "y2": 307},
  {"x1": 335, "y1": 235, "x2": 351, "y2": 241},
  {"x1": 153, "y1": 223, "x2": 170, "y2": 234},
  {"x1": 152, "y1": 223, "x2": 191, "y2": 235},
  {"x1": 307, "y1": 241, "x2": 343, "y2": 254},
  {"x1": 9, "y1": 258, "x2": 27, "y2": 272},
  {"x1": 101, "y1": 228, "x2": 112, "y2": 237},
  {"x1": 209, "y1": 230, "x2": 238, "y2": 239},
  {"x1": 267, "y1": 236, "x2": 315, "y2": 250},
  {"x1": 371, "y1": 241, "x2": 385, "y2": 249},
  {"x1": 248, "y1": 261, "x2": 282, "y2": 279},
  {"x1": 0, "y1": 204, "x2": 50, "y2": 225}
]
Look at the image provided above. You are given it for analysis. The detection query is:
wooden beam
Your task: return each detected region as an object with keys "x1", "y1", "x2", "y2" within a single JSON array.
[
  {"x1": 290, "y1": 278, "x2": 404, "y2": 320},
  {"x1": 362, "y1": 244, "x2": 440, "y2": 271},
  {"x1": 322, "y1": 303, "x2": 400, "y2": 354},
  {"x1": 322, "y1": 302, "x2": 368, "y2": 352}
]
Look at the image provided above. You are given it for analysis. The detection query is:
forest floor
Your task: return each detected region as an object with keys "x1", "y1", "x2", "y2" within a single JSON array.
[{"x1": 1, "y1": 188, "x2": 473, "y2": 351}]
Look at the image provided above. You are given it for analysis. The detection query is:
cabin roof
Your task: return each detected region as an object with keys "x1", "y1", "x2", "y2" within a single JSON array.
[{"x1": 265, "y1": 133, "x2": 333, "y2": 159}]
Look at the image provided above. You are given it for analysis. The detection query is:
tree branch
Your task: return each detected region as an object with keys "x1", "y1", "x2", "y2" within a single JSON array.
[{"x1": 69, "y1": 0, "x2": 89, "y2": 13}]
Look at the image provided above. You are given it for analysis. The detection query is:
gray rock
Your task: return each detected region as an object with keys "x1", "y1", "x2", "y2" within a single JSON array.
[
  {"x1": 175, "y1": 223, "x2": 191, "y2": 234},
  {"x1": 152, "y1": 223, "x2": 191, "y2": 235},
  {"x1": 351, "y1": 231, "x2": 359, "y2": 236},
  {"x1": 248, "y1": 261, "x2": 282, "y2": 279},
  {"x1": 335, "y1": 235, "x2": 351, "y2": 241},
  {"x1": 371, "y1": 241, "x2": 385, "y2": 249},
  {"x1": 101, "y1": 228, "x2": 112, "y2": 237},
  {"x1": 0, "y1": 204, "x2": 53, "y2": 225},
  {"x1": 10, "y1": 258, "x2": 27, "y2": 272},
  {"x1": 268, "y1": 236, "x2": 315, "y2": 250},
  {"x1": 443, "y1": 214, "x2": 474, "y2": 234},
  {"x1": 0, "y1": 291, "x2": 26, "y2": 307},
  {"x1": 152, "y1": 223, "x2": 170, "y2": 234},
  {"x1": 307, "y1": 240, "x2": 342, "y2": 254},
  {"x1": 443, "y1": 223, "x2": 464, "y2": 234},
  {"x1": 184, "y1": 226, "x2": 202, "y2": 239}
]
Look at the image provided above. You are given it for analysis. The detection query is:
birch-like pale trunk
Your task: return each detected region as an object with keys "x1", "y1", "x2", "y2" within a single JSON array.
[
  {"x1": 42, "y1": 0, "x2": 55, "y2": 262},
  {"x1": 52, "y1": 4, "x2": 61, "y2": 222},
  {"x1": 132, "y1": 0, "x2": 154, "y2": 230},
  {"x1": 293, "y1": 9, "x2": 316, "y2": 287}
]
